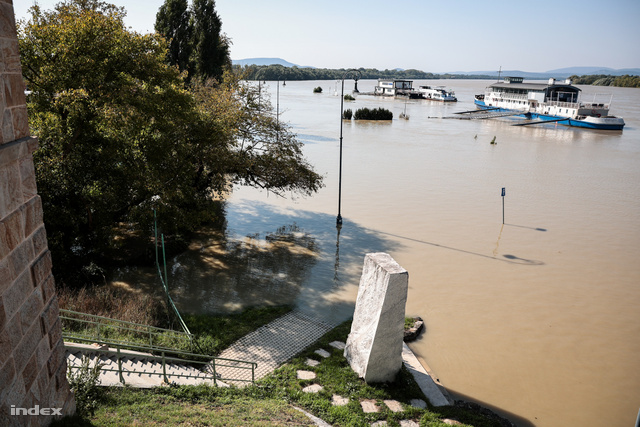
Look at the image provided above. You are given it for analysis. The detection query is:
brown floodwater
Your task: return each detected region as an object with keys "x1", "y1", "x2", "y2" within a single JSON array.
[{"x1": 110, "y1": 79, "x2": 640, "y2": 426}]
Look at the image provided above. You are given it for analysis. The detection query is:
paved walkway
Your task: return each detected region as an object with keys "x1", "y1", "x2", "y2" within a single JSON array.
[{"x1": 216, "y1": 310, "x2": 339, "y2": 385}]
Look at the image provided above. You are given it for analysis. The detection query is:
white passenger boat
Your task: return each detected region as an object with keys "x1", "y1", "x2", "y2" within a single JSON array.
[
  {"x1": 418, "y1": 85, "x2": 457, "y2": 102},
  {"x1": 474, "y1": 77, "x2": 624, "y2": 130}
]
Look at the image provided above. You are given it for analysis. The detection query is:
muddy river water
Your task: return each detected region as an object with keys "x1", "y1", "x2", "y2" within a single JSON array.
[{"x1": 112, "y1": 79, "x2": 640, "y2": 426}]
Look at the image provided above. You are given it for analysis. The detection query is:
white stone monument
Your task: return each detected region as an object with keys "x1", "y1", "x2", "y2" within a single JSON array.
[{"x1": 344, "y1": 253, "x2": 408, "y2": 383}]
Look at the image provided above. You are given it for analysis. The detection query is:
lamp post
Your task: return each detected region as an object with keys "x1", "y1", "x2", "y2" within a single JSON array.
[
  {"x1": 276, "y1": 77, "x2": 281, "y2": 130},
  {"x1": 336, "y1": 69, "x2": 361, "y2": 227},
  {"x1": 276, "y1": 76, "x2": 285, "y2": 141}
]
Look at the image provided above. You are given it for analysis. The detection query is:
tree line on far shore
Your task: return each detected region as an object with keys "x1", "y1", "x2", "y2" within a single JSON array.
[
  {"x1": 236, "y1": 64, "x2": 640, "y2": 88},
  {"x1": 234, "y1": 64, "x2": 492, "y2": 81},
  {"x1": 569, "y1": 74, "x2": 640, "y2": 87}
]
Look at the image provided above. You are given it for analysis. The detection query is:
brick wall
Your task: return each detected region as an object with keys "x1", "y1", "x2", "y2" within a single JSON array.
[{"x1": 0, "y1": 1, "x2": 76, "y2": 425}]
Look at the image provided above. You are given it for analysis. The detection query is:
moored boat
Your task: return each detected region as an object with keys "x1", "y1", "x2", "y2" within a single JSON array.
[
  {"x1": 474, "y1": 77, "x2": 625, "y2": 130},
  {"x1": 418, "y1": 85, "x2": 457, "y2": 102},
  {"x1": 373, "y1": 79, "x2": 421, "y2": 98}
]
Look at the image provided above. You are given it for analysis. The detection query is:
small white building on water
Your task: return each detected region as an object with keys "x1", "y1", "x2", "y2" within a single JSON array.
[{"x1": 374, "y1": 79, "x2": 416, "y2": 97}]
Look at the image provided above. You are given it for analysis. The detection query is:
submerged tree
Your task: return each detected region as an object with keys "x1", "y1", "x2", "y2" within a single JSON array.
[{"x1": 19, "y1": 0, "x2": 322, "y2": 285}]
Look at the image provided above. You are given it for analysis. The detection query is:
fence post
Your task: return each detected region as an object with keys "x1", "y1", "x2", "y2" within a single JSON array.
[
  {"x1": 162, "y1": 352, "x2": 168, "y2": 384},
  {"x1": 211, "y1": 359, "x2": 217, "y2": 386},
  {"x1": 117, "y1": 348, "x2": 125, "y2": 384}
]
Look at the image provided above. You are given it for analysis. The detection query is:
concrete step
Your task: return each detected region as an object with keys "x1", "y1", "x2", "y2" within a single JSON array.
[{"x1": 65, "y1": 347, "x2": 220, "y2": 388}]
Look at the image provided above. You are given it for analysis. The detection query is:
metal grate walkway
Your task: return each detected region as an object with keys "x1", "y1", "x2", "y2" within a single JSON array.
[{"x1": 215, "y1": 311, "x2": 338, "y2": 386}]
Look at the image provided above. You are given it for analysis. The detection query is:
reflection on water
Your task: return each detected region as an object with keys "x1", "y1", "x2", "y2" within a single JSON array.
[
  {"x1": 170, "y1": 221, "x2": 319, "y2": 313},
  {"x1": 111, "y1": 80, "x2": 640, "y2": 427}
]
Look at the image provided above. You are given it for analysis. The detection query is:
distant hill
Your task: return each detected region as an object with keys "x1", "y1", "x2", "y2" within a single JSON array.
[
  {"x1": 232, "y1": 57, "x2": 313, "y2": 68},
  {"x1": 451, "y1": 67, "x2": 640, "y2": 79},
  {"x1": 546, "y1": 66, "x2": 640, "y2": 76}
]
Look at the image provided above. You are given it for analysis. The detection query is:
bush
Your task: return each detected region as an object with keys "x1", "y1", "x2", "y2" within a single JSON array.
[
  {"x1": 67, "y1": 356, "x2": 104, "y2": 418},
  {"x1": 354, "y1": 107, "x2": 393, "y2": 120},
  {"x1": 342, "y1": 109, "x2": 353, "y2": 120},
  {"x1": 57, "y1": 285, "x2": 168, "y2": 327},
  {"x1": 343, "y1": 94, "x2": 355, "y2": 101},
  {"x1": 313, "y1": 86, "x2": 323, "y2": 93}
]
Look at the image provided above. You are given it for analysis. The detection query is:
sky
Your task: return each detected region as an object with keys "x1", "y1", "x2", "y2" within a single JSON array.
[{"x1": 13, "y1": 0, "x2": 640, "y2": 73}]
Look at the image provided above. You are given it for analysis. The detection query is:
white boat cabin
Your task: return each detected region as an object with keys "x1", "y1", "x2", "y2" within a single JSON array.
[{"x1": 374, "y1": 79, "x2": 414, "y2": 96}]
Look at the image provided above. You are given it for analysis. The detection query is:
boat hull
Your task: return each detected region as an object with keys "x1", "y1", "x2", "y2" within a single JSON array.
[{"x1": 474, "y1": 100, "x2": 625, "y2": 130}]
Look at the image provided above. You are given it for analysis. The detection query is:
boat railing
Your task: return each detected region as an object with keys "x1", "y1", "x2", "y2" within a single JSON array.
[
  {"x1": 580, "y1": 102, "x2": 610, "y2": 110},
  {"x1": 544, "y1": 100, "x2": 581, "y2": 109},
  {"x1": 493, "y1": 92, "x2": 528, "y2": 101}
]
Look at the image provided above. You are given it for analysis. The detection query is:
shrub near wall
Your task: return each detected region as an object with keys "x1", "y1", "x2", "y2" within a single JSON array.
[{"x1": 354, "y1": 107, "x2": 393, "y2": 120}]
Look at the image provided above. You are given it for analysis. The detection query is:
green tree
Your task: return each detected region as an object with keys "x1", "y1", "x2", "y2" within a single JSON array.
[
  {"x1": 155, "y1": 0, "x2": 231, "y2": 82},
  {"x1": 154, "y1": 0, "x2": 192, "y2": 76},
  {"x1": 19, "y1": 0, "x2": 322, "y2": 285},
  {"x1": 191, "y1": 0, "x2": 230, "y2": 82}
]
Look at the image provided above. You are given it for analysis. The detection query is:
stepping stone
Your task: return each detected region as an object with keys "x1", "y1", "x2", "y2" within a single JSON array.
[
  {"x1": 302, "y1": 384, "x2": 323, "y2": 393},
  {"x1": 371, "y1": 422, "x2": 387, "y2": 426},
  {"x1": 400, "y1": 421, "x2": 419, "y2": 427},
  {"x1": 383, "y1": 399, "x2": 403, "y2": 413},
  {"x1": 410, "y1": 399, "x2": 427, "y2": 409},
  {"x1": 305, "y1": 358, "x2": 320, "y2": 367},
  {"x1": 442, "y1": 420, "x2": 463, "y2": 425},
  {"x1": 331, "y1": 394, "x2": 349, "y2": 406},
  {"x1": 360, "y1": 399, "x2": 380, "y2": 413},
  {"x1": 329, "y1": 341, "x2": 345, "y2": 350},
  {"x1": 315, "y1": 349, "x2": 331, "y2": 358},
  {"x1": 297, "y1": 370, "x2": 316, "y2": 380}
]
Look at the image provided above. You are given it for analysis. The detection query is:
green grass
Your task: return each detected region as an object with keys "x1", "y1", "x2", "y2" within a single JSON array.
[
  {"x1": 53, "y1": 386, "x2": 315, "y2": 426},
  {"x1": 62, "y1": 305, "x2": 293, "y2": 358}
]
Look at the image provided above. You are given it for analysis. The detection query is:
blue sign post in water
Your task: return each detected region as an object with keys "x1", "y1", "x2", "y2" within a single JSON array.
[{"x1": 501, "y1": 187, "x2": 506, "y2": 224}]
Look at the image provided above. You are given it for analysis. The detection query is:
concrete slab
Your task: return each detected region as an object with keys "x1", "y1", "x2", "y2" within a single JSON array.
[
  {"x1": 315, "y1": 349, "x2": 331, "y2": 358},
  {"x1": 360, "y1": 399, "x2": 380, "y2": 413},
  {"x1": 331, "y1": 394, "x2": 349, "y2": 406},
  {"x1": 305, "y1": 358, "x2": 320, "y2": 367},
  {"x1": 402, "y1": 343, "x2": 453, "y2": 407},
  {"x1": 297, "y1": 370, "x2": 316, "y2": 380},
  {"x1": 345, "y1": 253, "x2": 408, "y2": 383},
  {"x1": 409, "y1": 398, "x2": 427, "y2": 409},
  {"x1": 383, "y1": 399, "x2": 404, "y2": 413},
  {"x1": 302, "y1": 384, "x2": 323, "y2": 393}
]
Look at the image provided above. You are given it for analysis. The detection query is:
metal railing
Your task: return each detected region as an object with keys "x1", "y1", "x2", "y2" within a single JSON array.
[
  {"x1": 67, "y1": 338, "x2": 256, "y2": 386},
  {"x1": 60, "y1": 309, "x2": 193, "y2": 353},
  {"x1": 62, "y1": 310, "x2": 257, "y2": 385}
]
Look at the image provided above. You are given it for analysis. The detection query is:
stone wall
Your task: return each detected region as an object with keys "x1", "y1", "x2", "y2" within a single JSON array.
[{"x1": 0, "y1": 1, "x2": 75, "y2": 425}]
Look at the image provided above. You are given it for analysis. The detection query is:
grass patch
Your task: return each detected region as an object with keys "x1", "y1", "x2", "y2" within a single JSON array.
[{"x1": 53, "y1": 386, "x2": 315, "y2": 426}]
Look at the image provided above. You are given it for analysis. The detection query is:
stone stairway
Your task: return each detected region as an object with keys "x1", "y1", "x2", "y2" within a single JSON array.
[{"x1": 65, "y1": 343, "x2": 221, "y2": 388}]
